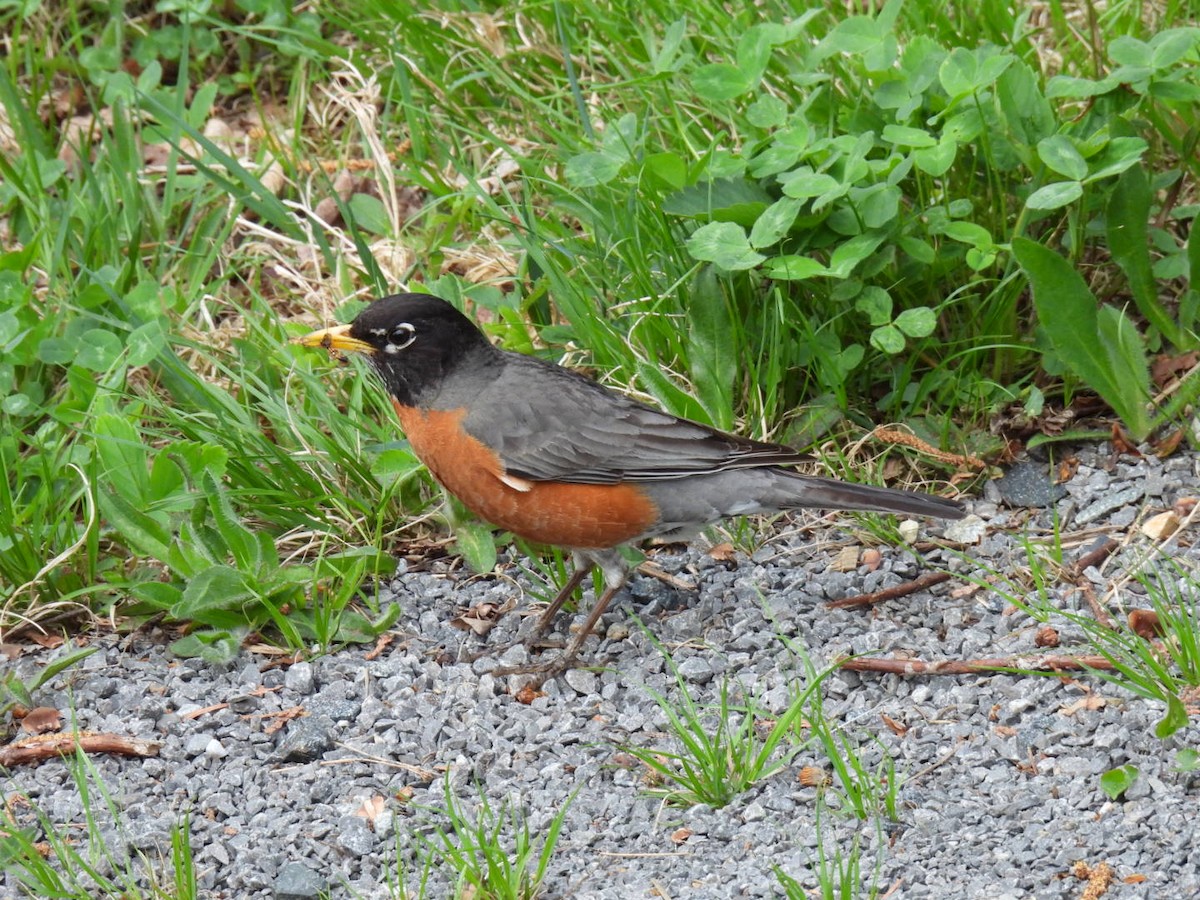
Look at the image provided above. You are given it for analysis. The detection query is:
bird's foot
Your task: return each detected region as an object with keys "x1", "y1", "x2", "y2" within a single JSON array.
[{"x1": 491, "y1": 650, "x2": 597, "y2": 688}]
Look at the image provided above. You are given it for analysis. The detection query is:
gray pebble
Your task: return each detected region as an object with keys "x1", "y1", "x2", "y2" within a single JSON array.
[{"x1": 273, "y1": 862, "x2": 328, "y2": 899}]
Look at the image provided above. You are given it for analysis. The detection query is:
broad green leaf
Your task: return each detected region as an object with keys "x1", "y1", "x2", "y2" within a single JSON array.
[
  {"x1": 451, "y1": 521, "x2": 497, "y2": 575},
  {"x1": 693, "y1": 63, "x2": 754, "y2": 100},
  {"x1": 1107, "y1": 166, "x2": 1181, "y2": 347},
  {"x1": 173, "y1": 564, "x2": 254, "y2": 621},
  {"x1": 746, "y1": 95, "x2": 787, "y2": 129},
  {"x1": 203, "y1": 471, "x2": 263, "y2": 573},
  {"x1": 828, "y1": 232, "x2": 886, "y2": 277},
  {"x1": 913, "y1": 139, "x2": 957, "y2": 176},
  {"x1": 1037, "y1": 136, "x2": 1088, "y2": 181},
  {"x1": 735, "y1": 24, "x2": 779, "y2": 80},
  {"x1": 170, "y1": 629, "x2": 244, "y2": 664},
  {"x1": 1149, "y1": 28, "x2": 1200, "y2": 68},
  {"x1": 685, "y1": 222, "x2": 766, "y2": 271},
  {"x1": 662, "y1": 177, "x2": 773, "y2": 226},
  {"x1": 814, "y1": 16, "x2": 881, "y2": 59},
  {"x1": 1155, "y1": 693, "x2": 1189, "y2": 739},
  {"x1": 1099, "y1": 764, "x2": 1139, "y2": 800},
  {"x1": 855, "y1": 184, "x2": 901, "y2": 230},
  {"x1": 347, "y1": 192, "x2": 390, "y2": 236},
  {"x1": 881, "y1": 124, "x2": 937, "y2": 148},
  {"x1": 966, "y1": 248, "x2": 997, "y2": 271},
  {"x1": 748, "y1": 125, "x2": 810, "y2": 177},
  {"x1": 780, "y1": 170, "x2": 840, "y2": 199},
  {"x1": 132, "y1": 581, "x2": 184, "y2": 610},
  {"x1": 126, "y1": 319, "x2": 166, "y2": 367},
  {"x1": 895, "y1": 307, "x2": 936, "y2": 337},
  {"x1": 652, "y1": 17, "x2": 689, "y2": 73},
  {"x1": 765, "y1": 255, "x2": 827, "y2": 280},
  {"x1": 76, "y1": 328, "x2": 124, "y2": 371},
  {"x1": 636, "y1": 363, "x2": 710, "y2": 423},
  {"x1": 687, "y1": 267, "x2": 735, "y2": 430},
  {"x1": 996, "y1": 59, "x2": 1055, "y2": 150},
  {"x1": 643, "y1": 152, "x2": 687, "y2": 191},
  {"x1": 1149, "y1": 81, "x2": 1200, "y2": 102},
  {"x1": 749, "y1": 197, "x2": 802, "y2": 249},
  {"x1": 855, "y1": 286, "x2": 892, "y2": 326},
  {"x1": 1109, "y1": 36, "x2": 1152, "y2": 68},
  {"x1": 1026, "y1": 181, "x2": 1083, "y2": 210},
  {"x1": 938, "y1": 47, "x2": 978, "y2": 97},
  {"x1": 2, "y1": 393, "x2": 32, "y2": 415},
  {"x1": 1097, "y1": 305, "x2": 1152, "y2": 411},
  {"x1": 370, "y1": 448, "x2": 423, "y2": 488},
  {"x1": 99, "y1": 489, "x2": 172, "y2": 562},
  {"x1": 899, "y1": 236, "x2": 935, "y2": 264},
  {"x1": 870, "y1": 324, "x2": 905, "y2": 354},
  {"x1": 1045, "y1": 74, "x2": 1121, "y2": 99},
  {"x1": 1013, "y1": 237, "x2": 1152, "y2": 439},
  {"x1": 36, "y1": 336, "x2": 73, "y2": 365},
  {"x1": 942, "y1": 221, "x2": 993, "y2": 248},
  {"x1": 564, "y1": 151, "x2": 625, "y2": 187},
  {"x1": 942, "y1": 109, "x2": 983, "y2": 144},
  {"x1": 1085, "y1": 137, "x2": 1148, "y2": 183},
  {"x1": 836, "y1": 344, "x2": 864, "y2": 376},
  {"x1": 94, "y1": 413, "x2": 150, "y2": 503},
  {"x1": 1175, "y1": 749, "x2": 1200, "y2": 772}
]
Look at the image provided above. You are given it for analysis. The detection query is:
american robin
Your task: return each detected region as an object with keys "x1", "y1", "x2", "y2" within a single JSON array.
[{"x1": 297, "y1": 293, "x2": 965, "y2": 680}]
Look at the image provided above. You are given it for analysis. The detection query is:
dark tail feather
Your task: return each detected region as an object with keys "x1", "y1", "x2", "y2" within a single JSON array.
[{"x1": 775, "y1": 472, "x2": 966, "y2": 520}]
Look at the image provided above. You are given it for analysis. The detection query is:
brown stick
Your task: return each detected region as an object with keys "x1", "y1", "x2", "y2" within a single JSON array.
[
  {"x1": 1076, "y1": 580, "x2": 1115, "y2": 629},
  {"x1": 1067, "y1": 538, "x2": 1119, "y2": 579},
  {"x1": 0, "y1": 732, "x2": 161, "y2": 767},
  {"x1": 827, "y1": 572, "x2": 953, "y2": 609},
  {"x1": 839, "y1": 654, "x2": 1116, "y2": 676}
]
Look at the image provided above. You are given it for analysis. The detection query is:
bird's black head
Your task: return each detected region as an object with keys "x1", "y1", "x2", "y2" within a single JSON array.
[{"x1": 297, "y1": 293, "x2": 496, "y2": 406}]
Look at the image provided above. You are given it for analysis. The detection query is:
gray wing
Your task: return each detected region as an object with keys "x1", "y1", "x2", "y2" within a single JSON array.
[{"x1": 460, "y1": 352, "x2": 806, "y2": 485}]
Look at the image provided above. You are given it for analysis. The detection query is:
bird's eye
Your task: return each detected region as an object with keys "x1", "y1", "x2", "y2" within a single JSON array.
[{"x1": 389, "y1": 323, "x2": 416, "y2": 349}]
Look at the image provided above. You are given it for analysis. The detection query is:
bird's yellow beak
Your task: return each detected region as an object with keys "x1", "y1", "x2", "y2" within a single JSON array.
[{"x1": 293, "y1": 323, "x2": 375, "y2": 355}]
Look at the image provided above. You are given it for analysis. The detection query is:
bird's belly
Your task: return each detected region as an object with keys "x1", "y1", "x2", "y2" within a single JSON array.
[{"x1": 392, "y1": 402, "x2": 659, "y2": 549}]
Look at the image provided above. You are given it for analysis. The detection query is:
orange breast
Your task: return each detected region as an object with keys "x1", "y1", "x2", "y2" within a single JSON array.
[{"x1": 391, "y1": 400, "x2": 660, "y2": 549}]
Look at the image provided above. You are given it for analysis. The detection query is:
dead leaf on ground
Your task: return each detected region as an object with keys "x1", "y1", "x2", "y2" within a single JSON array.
[
  {"x1": 261, "y1": 706, "x2": 308, "y2": 736},
  {"x1": 365, "y1": 633, "x2": 396, "y2": 661},
  {"x1": 27, "y1": 633, "x2": 65, "y2": 650},
  {"x1": 707, "y1": 542, "x2": 737, "y2": 563},
  {"x1": 515, "y1": 683, "x2": 543, "y2": 705},
  {"x1": 1060, "y1": 696, "x2": 1106, "y2": 717},
  {"x1": 1140, "y1": 511, "x2": 1180, "y2": 542},
  {"x1": 1035, "y1": 626, "x2": 1060, "y2": 648},
  {"x1": 1127, "y1": 610, "x2": 1165, "y2": 640},
  {"x1": 799, "y1": 766, "x2": 831, "y2": 787},
  {"x1": 829, "y1": 545, "x2": 860, "y2": 573},
  {"x1": 19, "y1": 707, "x2": 63, "y2": 735},
  {"x1": 354, "y1": 795, "x2": 388, "y2": 829},
  {"x1": 1070, "y1": 860, "x2": 1115, "y2": 900},
  {"x1": 450, "y1": 602, "x2": 503, "y2": 636}
]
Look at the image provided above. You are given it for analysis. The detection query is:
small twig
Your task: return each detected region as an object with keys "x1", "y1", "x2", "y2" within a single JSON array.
[
  {"x1": 1076, "y1": 580, "x2": 1115, "y2": 629},
  {"x1": 870, "y1": 425, "x2": 988, "y2": 471},
  {"x1": 827, "y1": 572, "x2": 953, "y2": 609},
  {"x1": 0, "y1": 732, "x2": 160, "y2": 767},
  {"x1": 1067, "y1": 538, "x2": 1119, "y2": 579},
  {"x1": 839, "y1": 654, "x2": 1116, "y2": 676},
  {"x1": 636, "y1": 561, "x2": 697, "y2": 592},
  {"x1": 906, "y1": 741, "x2": 964, "y2": 783}
]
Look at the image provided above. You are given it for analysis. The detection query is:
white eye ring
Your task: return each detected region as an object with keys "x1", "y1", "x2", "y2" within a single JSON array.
[{"x1": 389, "y1": 322, "x2": 416, "y2": 350}]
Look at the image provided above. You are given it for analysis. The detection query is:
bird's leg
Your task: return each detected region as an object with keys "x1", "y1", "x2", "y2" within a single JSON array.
[
  {"x1": 467, "y1": 556, "x2": 592, "y2": 661},
  {"x1": 529, "y1": 559, "x2": 593, "y2": 641},
  {"x1": 495, "y1": 550, "x2": 631, "y2": 684}
]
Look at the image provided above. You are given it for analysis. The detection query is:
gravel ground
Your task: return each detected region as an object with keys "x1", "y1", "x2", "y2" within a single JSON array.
[{"x1": 6, "y1": 447, "x2": 1200, "y2": 899}]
